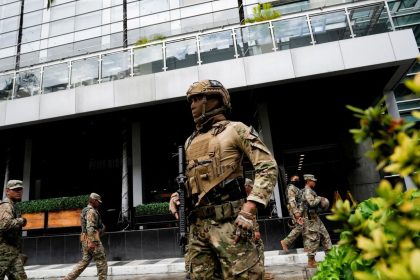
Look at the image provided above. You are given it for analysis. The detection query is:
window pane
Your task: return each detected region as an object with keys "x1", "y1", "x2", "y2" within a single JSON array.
[
  {"x1": 22, "y1": 25, "x2": 42, "y2": 43},
  {"x1": 0, "y1": 16, "x2": 19, "y2": 33},
  {"x1": 133, "y1": 44, "x2": 164, "y2": 75},
  {"x1": 349, "y1": 4, "x2": 392, "y2": 37},
  {"x1": 199, "y1": 30, "x2": 236, "y2": 64},
  {"x1": 235, "y1": 23, "x2": 273, "y2": 57},
  {"x1": 272, "y1": 16, "x2": 311, "y2": 50},
  {"x1": 74, "y1": 37, "x2": 102, "y2": 55},
  {"x1": 0, "y1": 31, "x2": 18, "y2": 48},
  {"x1": 20, "y1": 51, "x2": 40, "y2": 67},
  {"x1": 75, "y1": 11, "x2": 102, "y2": 31},
  {"x1": 76, "y1": 0, "x2": 102, "y2": 15},
  {"x1": 47, "y1": 44, "x2": 74, "y2": 61},
  {"x1": 71, "y1": 57, "x2": 99, "y2": 88},
  {"x1": 310, "y1": 10, "x2": 351, "y2": 44},
  {"x1": 24, "y1": 0, "x2": 43, "y2": 13},
  {"x1": 23, "y1": 10, "x2": 43, "y2": 28},
  {"x1": 0, "y1": 56, "x2": 15, "y2": 72},
  {"x1": 101, "y1": 51, "x2": 131, "y2": 82},
  {"x1": 50, "y1": 17, "x2": 75, "y2": 37},
  {"x1": 0, "y1": 74, "x2": 14, "y2": 100},
  {"x1": 140, "y1": 0, "x2": 169, "y2": 16},
  {"x1": 165, "y1": 37, "x2": 198, "y2": 70},
  {"x1": 14, "y1": 69, "x2": 41, "y2": 99},
  {"x1": 50, "y1": 2, "x2": 75, "y2": 21},
  {"x1": 43, "y1": 63, "x2": 69, "y2": 93}
]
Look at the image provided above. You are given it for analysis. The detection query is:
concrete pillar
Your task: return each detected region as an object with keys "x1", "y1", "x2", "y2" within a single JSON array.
[
  {"x1": 131, "y1": 121, "x2": 143, "y2": 207},
  {"x1": 257, "y1": 103, "x2": 283, "y2": 218},
  {"x1": 22, "y1": 138, "x2": 32, "y2": 202}
]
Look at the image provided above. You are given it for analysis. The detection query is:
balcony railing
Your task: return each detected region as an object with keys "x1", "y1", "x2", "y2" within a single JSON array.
[{"x1": 0, "y1": 0, "x2": 395, "y2": 101}]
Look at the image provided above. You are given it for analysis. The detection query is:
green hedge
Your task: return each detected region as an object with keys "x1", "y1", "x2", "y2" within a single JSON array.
[
  {"x1": 135, "y1": 202, "x2": 170, "y2": 216},
  {"x1": 16, "y1": 195, "x2": 89, "y2": 214}
]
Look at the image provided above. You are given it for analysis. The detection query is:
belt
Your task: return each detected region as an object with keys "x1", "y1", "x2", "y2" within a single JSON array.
[
  {"x1": 189, "y1": 199, "x2": 245, "y2": 222},
  {"x1": 198, "y1": 177, "x2": 246, "y2": 206}
]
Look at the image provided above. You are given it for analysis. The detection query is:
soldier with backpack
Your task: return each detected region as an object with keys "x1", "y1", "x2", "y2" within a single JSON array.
[{"x1": 280, "y1": 175, "x2": 303, "y2": 253}]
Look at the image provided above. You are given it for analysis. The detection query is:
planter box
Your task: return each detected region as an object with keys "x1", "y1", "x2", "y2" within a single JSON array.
[
  {"x1": 22, "y1": 212, "x2": 45, "y2": 230},
  {"x1": 47, "y1": 209, "x2": 82, "y2": 228}
]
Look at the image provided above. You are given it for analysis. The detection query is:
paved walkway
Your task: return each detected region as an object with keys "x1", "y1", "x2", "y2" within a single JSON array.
[{"x1": 23, "y1": 249, "x2": 325, "y2": 279}]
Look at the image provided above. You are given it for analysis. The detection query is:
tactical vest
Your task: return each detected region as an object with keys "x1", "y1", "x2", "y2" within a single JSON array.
[
  {"x1": 80, "y1": 206, "x2": 102, "y2": 233},
  {"x1": 185, "y1": 121, "x2": 244, "y2": 206},
  {"x1": 0, "y1": 200, "x2": 22, "y2": 247}
]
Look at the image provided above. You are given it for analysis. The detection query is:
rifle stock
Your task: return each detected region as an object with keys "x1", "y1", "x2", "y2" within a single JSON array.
[{"x1": 176, "y1": 145, "x2": 188, "y2": 253}]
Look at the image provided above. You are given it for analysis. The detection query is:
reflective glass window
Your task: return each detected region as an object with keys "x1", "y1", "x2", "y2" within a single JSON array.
[
  {"x1": 349, "y1": 4, "x2": 392, "y2": 37},
  {"x1": 165, "y1": 37, "x2": 198, "y2": 70},
  {"x1": 0, "y1": 31, "x2": 18, "y2": 48},
  {"x1": 272, "y1": 16, "x2": 311, "y2": 50},
  {"x1": 310, "y1": 11, "x2": 351, "y2": 44},
  {"x1": 0, "y1": 56, "x2": 15, "y2": 72},
  {"x1": 76, "y1": 0, "x2": 102, "y2": 15},
  {"x1": 71, "y1": 57, "x2": 99, "y2": 88},
  {"x1": 22, "y1": 25, "x2": 42, "y2": 43},
  {"x1": 400, "y1": 0, "x2": 417, "y2": 9},
  {"x1": 50, "y1": 2, "x2": 75, "y2": 21},
  {"x1": 141, "y1": 12, "x2": 170, "y2": 26},
  {"x1": 140, "y1": 0, "x2": 169, "y2": 16},
  {"x1": 101, "y1": 51, "x2": 130, "y2": 82},
  {"x1": 199, "y1": 30, "x2": 236, "y2": 64},
  {"x1": 133, "y1": 44, "x2": 164, "y2": 75},
  {"x1": 75, "y1": 11, "x2": 102, "y2": 31},
  {"x1": 235, "y1": 23, "x2": 273, "y2": 57},
  {"x1": 110, "y1": 32, "x2": 123, "y2": 48},
  {"x1": 74, "y1": 37, "x2": 102, "y2": 54},
  {"x1": 48, "y1": 33, "x2": 74, "y2": 48},
  {"x1": 21, "y1": 41, "x2": 40, "y2": 54},
  {"x1": 47, "y1": 44, "x2": 74, "y2": 61},
  {"x1": 14, "y1": 69, "x2": 41, "y2": 99},
  {"x1": 0, "y1": 16, "x2": 19, "y2": 33},
  {"x1": 394, "y1": 14, "x2": 420, "y2": 26},
  {"x1": 0, "y1": 74, "x2": 14, "y2": 100},
  {"x1": 0, "y1": 2, "x2": 20, "y2": 18},
  {"x1": 181, "y1": 0, "x2": 209, "y2": 6},
  {"x1": 50, "y1": 17, "x2": 75, "y2": 37},
  {"x1": 140, "y1": 22, "x2": 171, "y2": 38},
  {"x1": 213, "y1": 9, "x2": 240, "y2": 26},
  {"x1": 20, "y1": 51, "x2": 40, "y2": 67},
  {"x1": 24, "y1": 0, "x2": 43, "y2": 13},
  {"x1": 127, "y1": 1, "x2": 140, "y2": 19},
  {"x1": 43, "y1": 63, "x2": 69, "y2": 93},
  {"x1": 111, "y1": 5, "x2": 123, "y2": 22},
  {"x1": 181, "y1": 13, "x2": 213, "y2": 33},
  {"x1": 74, "y1": 27, "x2": 101, "y2": 42},
  {"x1": 22, "y1": 10, "x2": 43, "y2": 28}
]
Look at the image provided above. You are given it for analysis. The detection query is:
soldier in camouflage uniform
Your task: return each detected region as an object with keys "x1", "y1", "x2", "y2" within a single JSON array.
[
  {"x1": 0, "y1": 180, "x2": 28, "y2": 280},
  {"x1": 63, "y1": 193, "x2": 107, "y2": 280},
  {"x1": 301, "y1": 174, "x2": 332, "y2": 268},
  {"x1": 169, "y1": 80, "x2": 278, "y2": 280},
  {"x1": 280, "y1": 175, "x2": 303, "y2": 253}
]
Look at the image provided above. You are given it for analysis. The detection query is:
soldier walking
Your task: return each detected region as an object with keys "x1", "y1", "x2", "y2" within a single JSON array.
[
  {"x1": 169, "y1": 80, "x2": 278, "y2": 279},
  {"x1": 62, "y1": 193, "x2": 107, "y2": 280},
  {"x1": 301, "y1": 174, "x2": 332, "y2": 268},
  {"x1": 280, "y1": 175, "x2": 303, "y2": 253},
  {"x1": 0, "y1": 180, "x2": 28, "y2": 280}
]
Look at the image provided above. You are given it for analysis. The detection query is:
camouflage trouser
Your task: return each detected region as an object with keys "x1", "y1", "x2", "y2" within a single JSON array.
[
  {"x1": 283, "y1": 222, "x2": 303, "y2": 247},
  {"x1": 63, "y1": 241, "x2": 107, "y2": 280},
  {"x1": 188, "y1": 218, "x2": 263, "y2": 280},
  {"x1": 302, "y1": 215, "x2": 332, "y2": 257},
  {"x1": 0, "y1": 244, "x2": 27, "y2": 280}
]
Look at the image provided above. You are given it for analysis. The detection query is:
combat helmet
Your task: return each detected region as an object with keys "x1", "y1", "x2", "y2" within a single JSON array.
[{"x1": 187, "y1": 80, "x2": 232, "y2": 126}]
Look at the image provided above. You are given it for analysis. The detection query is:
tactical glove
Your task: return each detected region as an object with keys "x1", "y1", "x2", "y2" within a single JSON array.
[
  {"x1": 169, "y1": 192, "x2": 180, "y2": 219},
  {"x1": 234, "y1": 209, "x2": 256, "y2": 231},
  {"x1": 19, "y1": 217, "x2": 27, "y2": 227}
]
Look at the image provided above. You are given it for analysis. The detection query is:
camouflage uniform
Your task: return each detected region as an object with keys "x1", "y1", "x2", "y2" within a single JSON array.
[
  {"x1": 185, "y1": 120, "x2": 278, "y2": 279},
  {"x1": 282, "y1": 182, "x2": 303, "y2": 248},
  {"x1": 301, "y1": 186, "x2": 332, "y2": 257},
  {"x1": 63, "y1": 205, "x2": 107, "y2": 280},
  {"x1": 0, "y1": 197, "x2": 27, "y2": 280}
]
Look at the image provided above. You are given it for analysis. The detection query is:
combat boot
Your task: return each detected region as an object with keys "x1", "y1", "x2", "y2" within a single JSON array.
[
  {"x1": 280, "y1": 240, "x2": 289, "y2": 254},
  {"x1": 307, "y1": 256, "x2": 317, "y2": 268}
]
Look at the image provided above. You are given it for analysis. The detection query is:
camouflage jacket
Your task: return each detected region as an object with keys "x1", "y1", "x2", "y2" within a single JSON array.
[
  {"x1": 302, "y1": 185, "x2": 322, "y2": 217},
  {"x1": 286, "y1": 183, "x2": 301, "y2": 216},
  {"x1": 185, "y1": 120, "x2": 278, "y2": 207},
  {"x1": 0, "y1": 197, "x2": 24, "y2": 248},
  {"x1": 81, "y1": 205, "x2": 104, "y2": 242}
]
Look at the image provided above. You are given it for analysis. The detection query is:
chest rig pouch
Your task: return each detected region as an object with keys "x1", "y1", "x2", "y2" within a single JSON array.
[{"x1": 186, "y1": 121, "x2": 243, "y2": 206}]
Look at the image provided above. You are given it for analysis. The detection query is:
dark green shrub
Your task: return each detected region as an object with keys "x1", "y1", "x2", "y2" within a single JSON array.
[
  {"x1": 135, "y1": 202, "x2": 170, "y2": 215},
  {"x1": 16, "y1": 195, "x2": 89, "y2": 214}
]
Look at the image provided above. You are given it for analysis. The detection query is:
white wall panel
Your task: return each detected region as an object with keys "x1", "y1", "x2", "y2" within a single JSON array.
[
  {"x1": 5, "y1": 95, "x2": 40, "y2": 125},
  {"x1": 75, "y1": 82, "x2": 114, "y2": 113},
  {"x1": 114, "y1": 74, "x2": 156, "y2": 107},
  {"x1": 155, "y1": 67, "x2": 198, "y2": 100},
  {"x1": 39, "y1": 89, "x2": 75, "y2": 119}
]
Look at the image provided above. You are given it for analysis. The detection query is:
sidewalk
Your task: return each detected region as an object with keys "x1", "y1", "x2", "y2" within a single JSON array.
[{"x1": 24, "y1": 249, "x2": 325, "y2": 279}]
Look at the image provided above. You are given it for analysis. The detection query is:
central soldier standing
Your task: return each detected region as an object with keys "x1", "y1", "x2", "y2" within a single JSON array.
[{"x1": 169, "y1": 80, "x2": 278, "y2": 279}]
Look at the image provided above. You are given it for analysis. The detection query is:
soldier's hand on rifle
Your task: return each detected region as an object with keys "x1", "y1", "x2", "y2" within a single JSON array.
[
  {"x1": 87, "y1": 240, "x2": 97, "y2": 252},
  {"x1": 19, "y1": 217, "x2": 27, "y2": 227},
  {"x1": 294, "y1": 212, "x2": 303, "y2": 225},
  {"x1": 254, "y1": 231, "x2": 261, "y2": 242},
  {"x1": 169, "y1": 192, "x2": 180, "y2": 220}
]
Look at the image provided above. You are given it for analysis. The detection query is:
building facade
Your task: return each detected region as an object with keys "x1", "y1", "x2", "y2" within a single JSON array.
[{"x1": 0, "y1": 0, "x2": 418, "y2": 233}]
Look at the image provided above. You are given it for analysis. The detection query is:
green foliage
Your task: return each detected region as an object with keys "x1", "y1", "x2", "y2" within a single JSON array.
[
  {"x1": 315, "y1": 60, "x2": 420, "y2": 279},
  {"x1": 16, "y1": 195, "x2": 89, "y2": 214},
  {"x1": 134, "y1": 34, "x2": 166, "y2": 46},
  {"x1": 135, "y1": 202, "x2": 170, "y2": 215},
  {"x1": 244, "y1": 3, "x2": 281, "y2": 24}
]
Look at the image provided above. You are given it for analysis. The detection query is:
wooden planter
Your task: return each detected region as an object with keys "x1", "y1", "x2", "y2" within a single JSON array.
[
  {"x1": 22, "y1": 212, "x2": 45, "y2": 230},
  {"x1": 21, "y1": 209, "x2": 82, "y2": 230},
  {"x1": 48, "y1": 209, "x2": 82, "y2": 228}
]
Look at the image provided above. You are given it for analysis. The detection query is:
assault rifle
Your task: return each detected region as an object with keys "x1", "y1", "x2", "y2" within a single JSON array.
[{"x1": 175, "y1": 145, "x2": 188, "y2": 253}]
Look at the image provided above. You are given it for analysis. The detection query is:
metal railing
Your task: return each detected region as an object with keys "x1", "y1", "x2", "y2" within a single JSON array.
[{"x1": 0, "y1": 0, "x2": 394, "y2": 101}]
